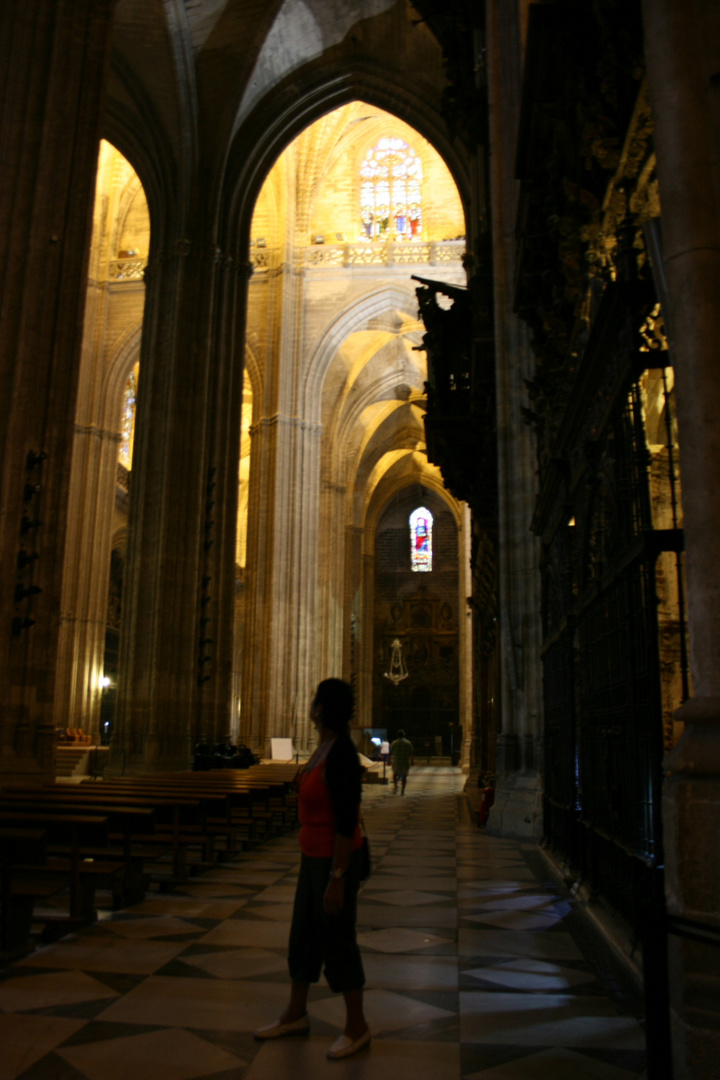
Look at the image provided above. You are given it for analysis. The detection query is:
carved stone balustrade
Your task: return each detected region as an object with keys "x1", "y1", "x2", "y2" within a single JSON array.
[{"x1": 248, "y1": 240, "x2": 465, "y2": 273}]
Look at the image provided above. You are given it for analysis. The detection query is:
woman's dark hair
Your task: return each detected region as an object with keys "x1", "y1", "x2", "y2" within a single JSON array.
[{"x1": 314, "y1": 678, "x2": 354, "y2": 733}]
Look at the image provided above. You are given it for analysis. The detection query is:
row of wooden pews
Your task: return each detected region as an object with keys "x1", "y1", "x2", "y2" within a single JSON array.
[{"x1": 0, "y1": 762, "x2": 299, "y2": 963}]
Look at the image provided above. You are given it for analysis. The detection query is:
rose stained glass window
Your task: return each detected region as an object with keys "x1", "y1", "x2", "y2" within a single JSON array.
[
  {"x1": 360, "y1": 137, "x2": 422, "y2": 240},
  {"x1": 410, "y1": 507, "x2": 432, "y2": 572}
]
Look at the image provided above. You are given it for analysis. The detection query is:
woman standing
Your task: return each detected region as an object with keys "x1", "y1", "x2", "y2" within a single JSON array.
[{"x1": 254, "y1": 678, "x2": 370, "y2": 1060}]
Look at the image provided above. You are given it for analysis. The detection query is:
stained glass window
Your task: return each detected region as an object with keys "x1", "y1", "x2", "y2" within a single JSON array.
[
  {"x1": 360, "y1": 137, "x2": 422, "y2": 240},
  {"x1": 119, "y1": 363, "x2": 139, "y2": 469},
  {"x1": 410, "y1": 507, "x2": 432, "y2": 572}
]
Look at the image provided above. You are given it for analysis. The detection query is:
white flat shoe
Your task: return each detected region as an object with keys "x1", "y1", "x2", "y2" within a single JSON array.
[
  {"x1": 254, "y1": 1014, "x2": 310, "y2": 1040},
  {"x1": 327, "y1": 1026, "x2": 371, "y2": 1059}
]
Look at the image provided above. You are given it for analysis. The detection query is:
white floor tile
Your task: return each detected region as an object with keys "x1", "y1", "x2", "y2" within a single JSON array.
[
  {"x1": 464, "y1": 1046, "x2": 641, "y2": 1079},
  {"x1": 362, "y1": 889, "x2": 453, "y2": 906},
  {"x1": 459, "y1": 991, "x2": 644, "y2": 1049},
  {"x1": 362, "y1": 954, "x2": 458, "y2": 990},
  {"x1": 246, "y1": 903, "x2": 295, "y2": 921},
  {"x1": 251, "y1": 885, "x2": 298, "y2": 903},
  {"x1": 17, "y1": 935, "x2": 191, "y2": 974},
  {"x1": 366, "y1": 875, "x2": 456, "y2": 891},
  {"x1": 96, "y1": 975, "x2": 291, "y2": 1031},
  {"x1": 197, "y1": 918, "x2": 290, "y2": 949},
  {"x1": 0, "y1": 969, "x2": 119, "y2": 1010},
  {"x1": 244, "y1": 1036, "x2": 459, "y2": 1080},
  {"x1": 464, "y1": 958, "x2": 597, "y2": 991},
  {"x1": 125, "y1": 897, "x2": 246, "y2": 919},
  {"x1": 179, "y1": 946, "x2": 289, "y2": 979},
  {"x1": 0, "y1": 1014, "x2": 85, "y2": 1080},
  {"x1": 309, "y1": 987, "x2": 456, "y2": 1033},
  {"x1": 58, "y1": 1026, "x2": 244, "y2": 1080},
  {"x1": 458, "y1": 928, "x2": 583, "y2": 961},
  {"x1": 357, "y1": 927, "x2": 451, "y2": 953},
  {"x1": 462, "y1": 909, "x2": 563, "y2": 931},
  {"x1": 105, "y1": 916, "x2": 208, "y2": 939}
]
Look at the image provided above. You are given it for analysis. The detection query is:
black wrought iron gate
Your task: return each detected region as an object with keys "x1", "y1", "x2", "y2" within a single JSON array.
[{"x1": 534, "y1": 284, "x2": 686, "y2": 1076}]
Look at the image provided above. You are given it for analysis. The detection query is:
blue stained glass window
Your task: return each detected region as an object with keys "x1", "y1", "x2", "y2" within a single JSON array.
[
  {"x1": 119, "y1": 363, "x2": 138, "y2": 469},
  {"x1": 410, "y1": 507, "x2": 432, "y2": 572}
]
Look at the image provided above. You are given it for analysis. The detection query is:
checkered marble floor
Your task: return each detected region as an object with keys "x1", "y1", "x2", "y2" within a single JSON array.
[{"x1": 0, "y1": 768, "x2": 646, "y2": 1079}]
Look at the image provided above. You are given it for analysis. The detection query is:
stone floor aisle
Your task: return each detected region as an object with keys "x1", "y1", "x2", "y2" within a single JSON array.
[{"x1": 0, "y1": 768, "x2": 646, "y2": 1079}]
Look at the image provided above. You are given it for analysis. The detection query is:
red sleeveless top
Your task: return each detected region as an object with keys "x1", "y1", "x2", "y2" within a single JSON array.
[{"x1": 298, "y1": 743, "x2": 362, "y2": 858}]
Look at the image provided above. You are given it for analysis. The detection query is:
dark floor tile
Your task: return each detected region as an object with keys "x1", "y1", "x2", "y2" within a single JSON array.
[
  {"x1": 0, "y1": 964, "x2": 56, "y2": 982},
  {"x1": 55, "y1": 1020, "x2": 167, "y2": 1047},
  {"x1": 580, "y1": 1045, "x2": 648, "y2": 1072},
  {"x1": 461, "y1": 1042, "x2": 549, "y2": 1074},
  {"x1": 188, "y1": 1026, "x2": 266, "y2": 1061},
  {"x1": 178, "y1": 916, "x2": 225, "y2": 930},
  {"x1": 176, "y1": 942, "x2": 236, "y2": 957},
  {"x1": 378, "y1": 1015, "x2": 461, "y2": 1042},
  {"x1": 153, "y1": 958, "x2": 222, "y2": 978},
  {"x1": 23, "y1": 998, "x2": 123, "y2": 1021},
  {"x1": 84, "y1": 971, "x2": 147, "y2": 994},
  {"x1": 391, "y1": 989, "x2": 459, "y2": 1014},
  {"x1": 16, "y1": 1051, "x2": 86, "y2": 1080},
  {"x1": 192, "y1": 1068, "x2": 244, "y2": 1080}
]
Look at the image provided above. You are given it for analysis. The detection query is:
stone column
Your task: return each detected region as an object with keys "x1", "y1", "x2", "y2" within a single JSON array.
[
  {"x1": 319, "y1": 480, "x2": 348, "y2": 683},
  {"x1": 197, "y1": 255, "x2": 247, "y2": 748},
  {"x1": 642, "y1": 3, "x2": 720, "y2": 1076},
  {"x1": 342, "y1": 523, "x2": 364, "y2": 715},
  {"x1": 484, "y1": 0, "x2": 543, "y2": 835},
  {"x1": 111, "y1": 238, "x2": 239, "y2": 773},
  {"x1": 241, "y1": 412, "x2": 322, "y2": 756},
  {"x1": 359, "y1": 548, "x2": 376, "y2": 730},
  {"x1": 54, "y1": 256, "x2": 144, "y2": 743},
  {"x1": 0, "y1": 0, "x2": 115, "y2": 782},
  {"x1": 240, "y1": 199, "x2": 327, "y2": 757}
]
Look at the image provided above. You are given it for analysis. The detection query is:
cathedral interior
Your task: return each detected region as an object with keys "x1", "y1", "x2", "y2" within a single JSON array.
[{"x1": 0, "y1": 1, "x2": 719, "y2": 1077}]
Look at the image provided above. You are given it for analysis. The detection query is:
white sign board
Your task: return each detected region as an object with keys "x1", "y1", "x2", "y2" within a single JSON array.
[{"x1": 270, "y1": 738, "x2": 294, "y2": 761}]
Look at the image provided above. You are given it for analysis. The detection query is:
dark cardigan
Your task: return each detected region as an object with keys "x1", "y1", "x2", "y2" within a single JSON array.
[{"x1": 324, "y1": 732, "x2": 363, "y2": 840}]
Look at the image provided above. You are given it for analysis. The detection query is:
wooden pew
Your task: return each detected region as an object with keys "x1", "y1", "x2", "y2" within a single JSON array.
[
  {"x1": 88, "y1": 780, "x2": 252, "y2": 855},
  {"x1": 6, "y1": 786, "x2": 203, "y2": 884},
  {"x1": 184, "y1": 768, "x2": 299, "y2": 832},
  {"x1": 0, "y1": 810, "x2": 119, "y2": 934},
  {"x1": 0, "y1": 827, "x2": 67, "y2": 958},
  {"x1": 0, "y1": 795, "x2": 156, "y2": 907}
]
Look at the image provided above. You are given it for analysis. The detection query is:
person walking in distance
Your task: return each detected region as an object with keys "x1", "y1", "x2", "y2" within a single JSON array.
[{"x1": 390, "y1": 729, "x2": 414, "y2": 795}]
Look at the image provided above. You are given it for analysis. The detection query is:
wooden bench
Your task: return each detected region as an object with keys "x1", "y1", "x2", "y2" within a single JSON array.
[
  {"x1": 0, "y1": 810, "x2": 121, "y2": 934},
  {"x1": 0, "y1": 828, "x2": 66, "y2": 957},
  {"x1": 162, "y1": 770, "x2": 298, "y2": 833},
  {"x1": 0, "y1": 795, "x2": 156, "y2": 907},
  {"x1": 91, "y1": 780, "x2": 250, "y2": 857},
  {"x1": 92, "y1": 781, "x2": 260, "y2": 846},
  {"x1": 8, "y1": 785, "x2": 203, "y2": 885}
]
